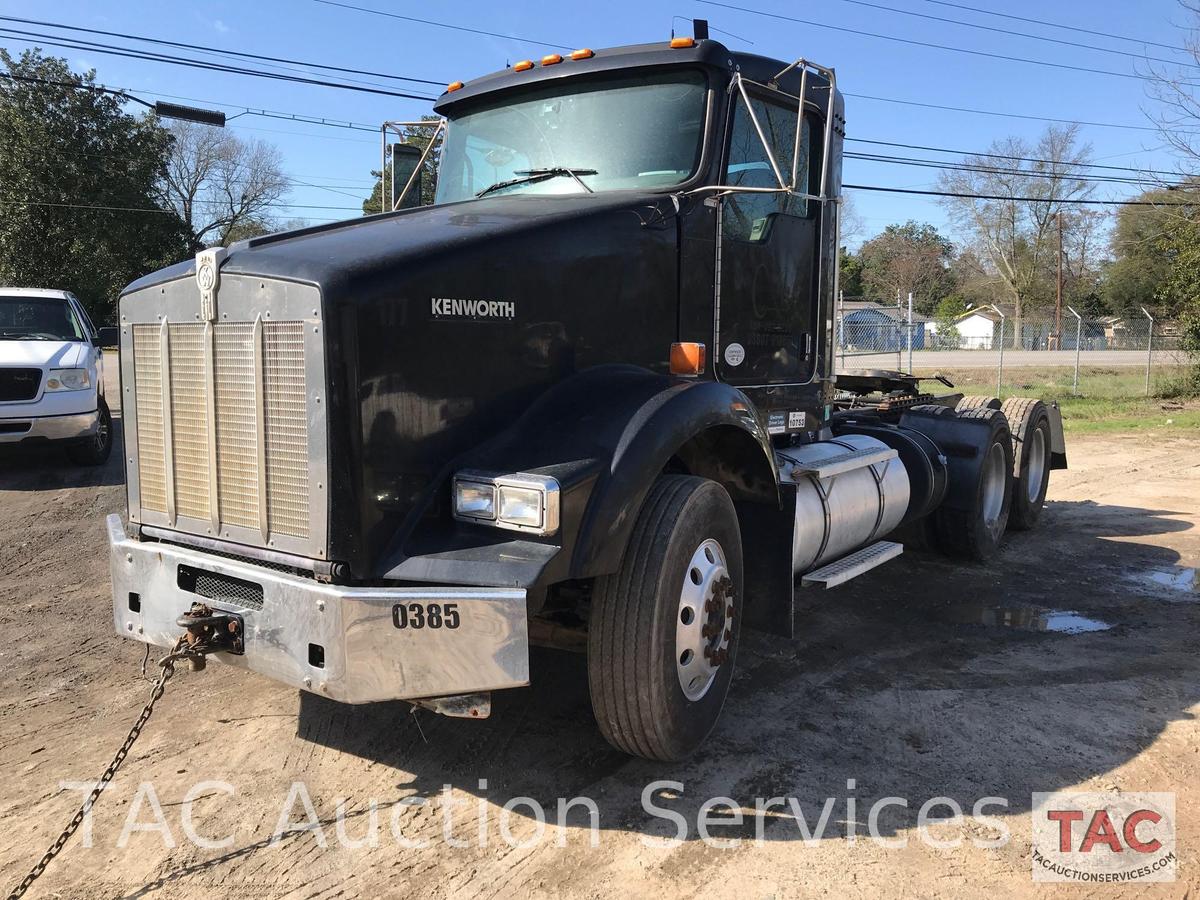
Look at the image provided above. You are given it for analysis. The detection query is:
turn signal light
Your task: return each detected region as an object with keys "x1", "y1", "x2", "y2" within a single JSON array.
[
  {"x1": 447, "y1": 80, "x2": 464, "y2": 92},
  {"x1": 542, "y1": 53, "x2": 563, "y2": 66},
  {"x1": 670, "y1": 36, "x2": 696, "y2": 48},
  {"x1": 514, "y1": 59, "x2": 534, "y2": 71},
  {"x1": 670, "y1": 342, "x2": 706, "y2": 376},
  {"x1": 570, "y1": 48, "x2": 595, "y2": 60}
]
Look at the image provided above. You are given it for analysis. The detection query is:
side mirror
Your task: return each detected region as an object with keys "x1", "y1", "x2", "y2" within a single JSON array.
[{"x1": 96, "y1": 326, "x2": 120, "y2": 349}]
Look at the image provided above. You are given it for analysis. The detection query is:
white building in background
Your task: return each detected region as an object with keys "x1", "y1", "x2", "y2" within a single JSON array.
[{"x1": 953, "y1": 305, "x2": 1011, "y2": 350}]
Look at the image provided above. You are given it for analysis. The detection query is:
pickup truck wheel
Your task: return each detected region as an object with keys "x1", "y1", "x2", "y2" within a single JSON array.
[
  {"x1": 588, "y1": 475, "x2": 743, "y2": 761},
  {"x1": 933, "y1": 407, "x2": 1014, "y2": 561},
  {"x1": 1000, "y1": 397, "x2": 1052, "y2": 531},
  {"x1": 67, "y1": 397, "x2": 113, "y2": 466}
]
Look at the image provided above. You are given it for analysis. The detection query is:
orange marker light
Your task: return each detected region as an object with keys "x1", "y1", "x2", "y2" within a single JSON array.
[
  {"x1": 542, "y1": 53, "x2": 563, "y2": 66},
  {"x1": 570, "y1": 48, "x2": 595, "y2": 60},
  {"x1": 447, "y1": 80, "x2": 465, "y2": 92},
  {"x1": 670, "y1": 342, "x2": 706, "y2": 376},
  {"x1": 670, "y1": 36, "x2": 696, "y2": 48},
  {"x1": 514, "y1": 59, "x2": 534, "y2": 71}
]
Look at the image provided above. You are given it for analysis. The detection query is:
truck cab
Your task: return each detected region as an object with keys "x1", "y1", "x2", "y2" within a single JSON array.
[
  {"x1": 0, "y1": 287, "x2": 113, "y2": 465},
  {"x1": 108, "y1": 34, "x2": 1064, "y2": 760}
]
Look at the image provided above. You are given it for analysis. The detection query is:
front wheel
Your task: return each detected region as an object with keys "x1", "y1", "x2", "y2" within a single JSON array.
[
  {"x1": 67, "y1": 397, "x2": 113, "y2": 466},
  {"x1": 588, "y1": 475, "x2": 743, "y2": 761}
]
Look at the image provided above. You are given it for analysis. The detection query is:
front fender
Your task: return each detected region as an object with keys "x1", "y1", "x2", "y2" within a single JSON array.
[
  {"x1": 382, "y1": 365, "x2": 779, "y2": 590},
  {"x1": 566, "y1": 374, "x2": 779, "y2": 578}
]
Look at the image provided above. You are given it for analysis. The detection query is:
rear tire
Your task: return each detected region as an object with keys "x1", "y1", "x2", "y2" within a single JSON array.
[
  {"x1": 933, "y1": 407, "x2": 1014, "y2": 561},
  {"x1": 67, "y1": 397, "x2": 112, "y2": 466},
  {"x1": 956, "y1": 395, "x2": 1001, "y2": 412},
  {"x1": 1001, "y1": 397, "x2": 1052, "y2": 531},
  {"x1": 588, "y1": 475, "x2": 743, "y2": 761}
]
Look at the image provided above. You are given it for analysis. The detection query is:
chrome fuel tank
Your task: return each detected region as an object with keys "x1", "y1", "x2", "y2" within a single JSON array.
[{"x1": 777, "y1": 434, "x2": 910, "y2": 573}]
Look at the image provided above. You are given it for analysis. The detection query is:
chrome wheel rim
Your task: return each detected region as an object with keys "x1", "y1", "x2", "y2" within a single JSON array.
[
  {"x1": 1025, "y1": 427, "x2": 1047, "y2": 504},
  {"x1": 95, "y1": 413, "x2": 110, "y2": 452},
  {"x1": 675, "y1": 538, "x2": 733, "y2": 702},
  {"x1": 981, "y1": 441, "x2": 1007, "y2": 536}
]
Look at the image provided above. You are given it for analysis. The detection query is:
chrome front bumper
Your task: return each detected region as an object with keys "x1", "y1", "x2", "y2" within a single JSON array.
[
  {"x1": 0, "y1": 410, "x2": 98, "y2": 444},
  {"x1": 107, "y1": 515, "x2": 530, "y2": 703}
]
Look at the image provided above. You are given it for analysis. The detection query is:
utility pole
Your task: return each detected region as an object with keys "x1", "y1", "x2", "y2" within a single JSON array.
[{"x1": 1052, "y1": 211, "x2": 1064, "y2": 351}]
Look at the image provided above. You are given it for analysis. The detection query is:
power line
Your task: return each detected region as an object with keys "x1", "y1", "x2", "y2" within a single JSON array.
[
  {"x1": 843, "y1": 183, "x2": 1197, "y2": 206},
  {"x1": 829, "y1": 0, "x2": 1199, "y2": 71},
  {"x1": 309, "y1": 0, "x2": 572, "y2": 50},
  {"x1": 844, "y1": 90, "x2": 1164, "y2": 133},
  {"x1": 0, "y1": 15, "x2": 448, "y2": 88},
  {"x1": 848, "y1": 137, "x2": 1185, "y2": 178},
  {"x1": 916, "y1": 0, "x2": 1194, "y2": 56},
  {"x1": 0, "y1": 27, "x2": 439, "y2": 102},
  {"x1": 846, "y1": 152, "x2": 1161, "y2": 188},
  {"x1": 697, "y1": 0, "x2": 1181, "y2": 83}
]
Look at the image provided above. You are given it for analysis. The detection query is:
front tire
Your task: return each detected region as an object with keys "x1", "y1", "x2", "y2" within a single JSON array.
[
  {"x1": 588, "y1": 475, "x2": 743, "y2": 761},
  {"x1": 67, "y1": 397, "x2": 113, "y2": 466}
]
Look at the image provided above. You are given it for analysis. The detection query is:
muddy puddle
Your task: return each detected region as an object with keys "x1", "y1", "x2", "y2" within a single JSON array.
[
  {"x1": 942, "y1": 603, "x2": 1111, "y2": 634},
  {"x1": 1138, "y1": 566, "x2": 1197, "y2": 598}
]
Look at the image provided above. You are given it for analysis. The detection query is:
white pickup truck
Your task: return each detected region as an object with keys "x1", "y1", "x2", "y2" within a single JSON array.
[{"x1": 0, "y1": 288, "x2": 113, "y2": 466}]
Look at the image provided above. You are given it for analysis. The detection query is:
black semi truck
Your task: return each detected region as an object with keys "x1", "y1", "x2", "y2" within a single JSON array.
[{"x1": 108, "y1": 32, "x2": 1066, "y2": 761}]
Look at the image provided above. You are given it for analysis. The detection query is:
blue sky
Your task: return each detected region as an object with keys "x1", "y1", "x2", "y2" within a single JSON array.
[{"x1": 0, "y1": 0, "x2": 1191, "y2": 248}]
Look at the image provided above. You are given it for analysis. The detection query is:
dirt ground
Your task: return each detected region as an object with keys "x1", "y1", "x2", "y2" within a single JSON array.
[{"x1": 1, "y1": 396, "x2": 1198, "y2": 897}]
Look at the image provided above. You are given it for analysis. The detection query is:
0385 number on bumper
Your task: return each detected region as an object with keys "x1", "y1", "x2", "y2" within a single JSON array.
[{"x1": 106, "y1": 515, "x2": 529, "y2": 703}]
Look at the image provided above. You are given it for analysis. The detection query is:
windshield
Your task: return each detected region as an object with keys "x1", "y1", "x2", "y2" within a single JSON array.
[
  {"x1": 435, "y1": 70, "x2": 708, "y2": 204},
  {"x1": 0, "y1": 295, "x2": 85, "y2": 341}
]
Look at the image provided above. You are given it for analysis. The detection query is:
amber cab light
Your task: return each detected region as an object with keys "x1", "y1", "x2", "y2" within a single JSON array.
[
  {"x1": 570, "y1": 48, "x2": 595, "y2": 60},
  {"x1": 670, "y1": 36, "x2": 696, "y2": 48},
  {"x1": 514, "y1": 59, "x2": 534, "y2": 71},
  {"x1": 542, "y1": 53, "x2": 563, "y2": 66},
  {"x1": 447, "y1": 80, "x2": 465, "y2": 92},
  {"x1": 670, "y1": 342, "x2": 706, "y2": 376}
]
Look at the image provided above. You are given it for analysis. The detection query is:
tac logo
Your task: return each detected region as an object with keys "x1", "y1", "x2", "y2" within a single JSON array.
[{"x1": 1031, "y1": 792, "x2": 1176, "y2": 883}]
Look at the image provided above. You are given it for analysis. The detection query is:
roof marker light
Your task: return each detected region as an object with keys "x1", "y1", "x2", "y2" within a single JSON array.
[
  {"x1": 670, "y1": 36, "x2": 696, "y2": 48},
  {"x1": 447, "y1": 80, "x2": 464, "y2": 92},
  {"x1": 542, "y1": 53, "x2": 563, "y2": 66},
  {"x1": 514, "y1": 59, "x2": 534, "y2": 71},
  {"x1": 570, "y1": 48, "x2": 594, "y2": 60}
]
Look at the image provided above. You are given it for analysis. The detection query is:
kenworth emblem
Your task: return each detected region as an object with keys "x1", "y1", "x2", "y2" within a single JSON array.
[
  {"x1": 195, "y1": 247, "x2": 228, "y2": 322},
  {"x1": 431, "y1": 297, "x2": 515, "y2": 320}
]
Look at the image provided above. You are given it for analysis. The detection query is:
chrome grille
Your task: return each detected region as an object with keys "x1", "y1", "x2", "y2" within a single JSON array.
[
  {"x1": 262, "y1": 322, "x2": 309, "y2": 537},
  {"x1": 129, "y1": 313, "x2": 315, "y2": 549},
  {"x1": 132, "y1": 326, "x2": 167, "y2": 512}
]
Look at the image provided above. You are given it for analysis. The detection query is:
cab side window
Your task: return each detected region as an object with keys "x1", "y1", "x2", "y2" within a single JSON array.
[{"x1": 723, "y1": 92, "x2": 811, "y2": 242}]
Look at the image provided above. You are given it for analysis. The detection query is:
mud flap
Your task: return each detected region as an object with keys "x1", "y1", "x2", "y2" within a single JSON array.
[
  {"x1": 736, "y1": 490, "x2": 797, "y2": 638},
  {"x1": 1047, "y1": 401, "x2": 1068, "y2": 470}
]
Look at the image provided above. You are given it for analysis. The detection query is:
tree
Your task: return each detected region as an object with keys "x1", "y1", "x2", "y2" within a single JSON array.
[
  {"x1": 0, "y1": 50, "x2": 190, "y2": 320},
  {"x1": 857, "y1": 220, "x2": 956, "y2": 312},
  {"x1": 162, "y1": 120, "x2": 288, "y2": 250},
  {"x1": 839, "y1": 247, "x2": 864, "y2": 296},
  {"x1": 937, "y1": 124, "x2": 1094, "y2": 344},
  {"x1": 364, "y1": 116, "x2": 441, "y2": 214}
]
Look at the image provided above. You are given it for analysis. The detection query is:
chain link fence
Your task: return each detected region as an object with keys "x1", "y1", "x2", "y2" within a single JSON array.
[{"x1": 835, "y1": 294, "x2": 1192, "y2": 398}]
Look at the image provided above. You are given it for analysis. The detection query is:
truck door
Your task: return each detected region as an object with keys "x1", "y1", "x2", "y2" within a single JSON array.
[{"x1": 715, "y1": 86, "x2": 820, "y2": 386}]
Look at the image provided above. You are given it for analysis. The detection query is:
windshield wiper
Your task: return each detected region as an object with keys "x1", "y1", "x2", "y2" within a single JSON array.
[{"x1": 475, "y1": 167, "x2": 597, "y2": 198}]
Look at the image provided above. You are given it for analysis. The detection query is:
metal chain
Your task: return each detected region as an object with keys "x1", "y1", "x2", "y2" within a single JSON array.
[{"x1": 6, "y1": 638, "x2": 200, "y2": 900}]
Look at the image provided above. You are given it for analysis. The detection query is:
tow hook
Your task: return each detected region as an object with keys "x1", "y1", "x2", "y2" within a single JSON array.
[{"x1": 175, "y1": 602, "x2": 244, "y2": 669}]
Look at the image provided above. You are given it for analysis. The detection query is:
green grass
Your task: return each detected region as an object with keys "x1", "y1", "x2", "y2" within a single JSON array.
[{"x1": 910, "y1": 365, "x2": 1200, "y2": 434}]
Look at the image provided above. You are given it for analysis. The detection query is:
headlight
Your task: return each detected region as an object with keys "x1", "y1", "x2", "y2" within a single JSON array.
[
  {"x1": 453, "y1": 480, "x2": 496, "y2": 520},
  {"x1": 45, "y1": 368, "x2": 91, "y2": 392},
  {"x1": 452, "y1": 471, "x2": 560, "y2": 535}
]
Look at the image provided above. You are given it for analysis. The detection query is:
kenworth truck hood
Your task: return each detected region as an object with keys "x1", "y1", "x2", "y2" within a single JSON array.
[{"x1": 123, "y1": 192, "x2": 683, "y2": 576}]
